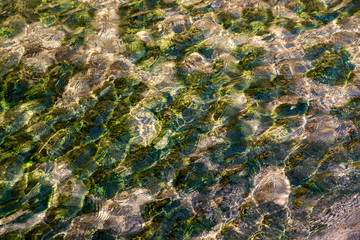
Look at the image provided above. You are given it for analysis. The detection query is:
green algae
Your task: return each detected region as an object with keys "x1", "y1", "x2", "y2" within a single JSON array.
[
  {"x1": 244, "y1": 74, "x2": 288, "y2": 101},
  {"x1": 131, "y1": 213, "x2": 164, "y2": 239},
  {"x1": 118, "y1": 0, "x2": 167, "y2": 42},
  {"x1": 227, "y1": 8, "x2": 275, "y2": 36},
  {"x1": 0, "y1": 61, "x2": 88, "y2": 114},
  {"x1": 295, "y1": 0, "x2": 326, "y2": 17},
  {"x1": 36, "y1": 0, "x2": 95, "y2": 29},
  {"x1": 243, "y1": 7, "x2": 274, "y2": 22},
  {"x1": 275, "y1": 101, "x2": 309, "y2": 120},
  {"x1": 232, "y1": 45, "x2": 266, "y2": 70},
  {"x1": 0, "y1": 0, "x2": 94, "y2": 41},
  {"x1": 141, "y1": 198, "x2": 170, "y2": 220},
  {"x1": 304, "y1": 43, "x2": 354, "y2": 85},
  {"x1": 0, "y1": 0, "x2": 360, "y2": 239},
  {"x1": 217, "y1": 12, "x2": 234, "y2": 30},
  {"x1": 169, "y1": 214, "x2": 217, "y2": 239},
  {"x1": 0, "y1": 27, "x2": 16, "y2": 38}
]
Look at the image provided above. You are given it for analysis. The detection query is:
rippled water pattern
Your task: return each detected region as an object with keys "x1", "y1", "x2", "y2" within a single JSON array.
[{"x1": 1, "y1": 0, "x2": 360, "y2": 239}]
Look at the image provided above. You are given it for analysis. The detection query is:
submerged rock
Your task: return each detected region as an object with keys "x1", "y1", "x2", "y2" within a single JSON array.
[
  {"x1": 251, "y1": 166, "x2": 291, "y2": 207},
  {"x1": 130, "y1": 108, "x2": 161, "y2": 146},
  {"x1": 157, "y1": 14, "x2": 193, "y2": 34},
  {"x1": 1, "y1": 0, "x2": 360, "y2": 239},
  {"x1": 66, "y1": 189, "x2": 154, "y2": 239},
  {"x1": 312, "y1": 194, "x2": 360, "y2": 240},
  {"x1": 305, "y1": 115, "x2": 356, "y2": 143},
  {"x1": 182, "y1": 52, "x2": 212, "y2": 72}
]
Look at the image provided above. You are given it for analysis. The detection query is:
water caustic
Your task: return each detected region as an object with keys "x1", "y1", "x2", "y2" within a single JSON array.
[{"x1": 0, "y1": 0, "x2": 360, "y2": 239}]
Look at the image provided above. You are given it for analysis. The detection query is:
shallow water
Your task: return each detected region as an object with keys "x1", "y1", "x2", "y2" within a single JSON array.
[{"x1": 1, "y1": 0, "x2": 360, "y2": 239}]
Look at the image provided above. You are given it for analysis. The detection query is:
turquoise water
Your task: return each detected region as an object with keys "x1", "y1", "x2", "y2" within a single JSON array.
[{"x1": 1, "y1": 0, "x2": 360, "y2": 239}]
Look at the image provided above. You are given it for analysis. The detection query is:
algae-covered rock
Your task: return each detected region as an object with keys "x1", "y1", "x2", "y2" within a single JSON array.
[
  {"x1": 304, "y1": 43, "x2": 355, "y2": 86},
  {"x1": 1, "y1": 0, "x2": 360, "y2": 239}
]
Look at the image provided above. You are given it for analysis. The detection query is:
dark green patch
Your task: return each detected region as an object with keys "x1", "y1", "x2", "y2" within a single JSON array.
[
  {"x1": 141, "y1": 198, "x2": 170, "y2": 219},
  {"x1": 304, "y1": 43, "x2": 354, "y2": 85}
]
